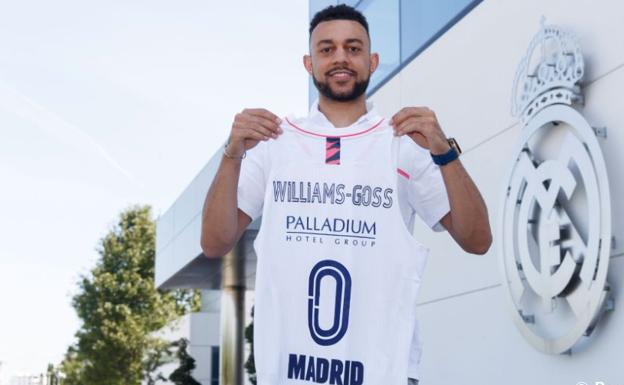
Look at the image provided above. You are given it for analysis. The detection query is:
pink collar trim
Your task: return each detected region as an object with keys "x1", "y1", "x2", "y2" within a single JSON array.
[{"x1": 285, "y1": 117, "x2": 385, "y2": 138}]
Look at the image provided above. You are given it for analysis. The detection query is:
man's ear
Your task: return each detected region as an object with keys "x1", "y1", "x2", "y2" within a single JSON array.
[
  {"x1": 303, "y1": 54, "x2": 313, "y2": 75},
  {"x1": 369, "y1": 52, "x2": 379, "y2": 74}
]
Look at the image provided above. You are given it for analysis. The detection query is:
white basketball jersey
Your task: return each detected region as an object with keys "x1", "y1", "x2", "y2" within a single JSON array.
[{"x1": 252, "y1": 114, "x2": 429, "y2": 385}]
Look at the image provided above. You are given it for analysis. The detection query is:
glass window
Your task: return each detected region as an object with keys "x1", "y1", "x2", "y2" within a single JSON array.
[
  {"x1": 400, "y1": 0, "x2": 477, "y2": 61},
  {"x1": 307, "y1": 0, "x2": 482, "y2": 104},
  {"x1": 358, "y1": 0, "x2": 400, "y2": 90},
  {"x1": 210, "y1": 346, "x2": 219, "y2": 385}
]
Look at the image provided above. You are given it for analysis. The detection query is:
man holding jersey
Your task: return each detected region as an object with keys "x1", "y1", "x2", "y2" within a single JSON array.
[{"x1": 201, "y1": 4, "x2": 491, "y2": 384}]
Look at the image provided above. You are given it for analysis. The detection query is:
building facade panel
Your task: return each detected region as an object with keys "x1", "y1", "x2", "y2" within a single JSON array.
[
  {"x1": 388, "y1": 0, "x2": 624, "y2": 305},
  {"x1": 581, "y1": 64, "x2": 624, "y2": 257},
  {"x1": 406, "y1": 123, "x2": 518, "y2": 304},
  {"x1": 417, "y1": 257, "x2": 623, "y2": 384},
  {"x1": 366, "y1": 66, "x2": 401, "y2": 117},
  {"x1": 155, "y1": 241, "x2": 175, "y2": 288},
  {"x1": 367, "y1": 0, "x2": 624, "y2": 382},
  {"x1": 391, "y1": 0, "x2": 624, "y2": 152},
  {"x1": 156, "y1": 206, "x2": 175, "y2": 256},
  {"x1": 156, "y1": 150, "x2": 223, "y2": 287}
]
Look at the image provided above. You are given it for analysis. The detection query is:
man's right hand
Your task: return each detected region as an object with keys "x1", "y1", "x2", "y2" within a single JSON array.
[{"x1": 227, "y1": 108, "x2": 283, "y2": 157}]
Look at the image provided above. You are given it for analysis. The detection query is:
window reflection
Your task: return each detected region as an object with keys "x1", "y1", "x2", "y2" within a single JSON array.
[
  {"x1": 308, "y1": 0, "x2": 481, "y2": 103},
  {"x1": 400, "y1": 0, "x2": 477, "y2": 61},
  {"x1": 358, "y1": 0, "x2": 400, "y2": 90}
]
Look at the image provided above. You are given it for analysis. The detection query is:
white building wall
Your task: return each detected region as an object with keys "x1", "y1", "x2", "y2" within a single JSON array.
[
  {"x1": 8, "y1": 375, "x2": 44, "y2": 385},
  {"x1": 370, "y1": 1, "x2": 623, "y2": 384},
  {"x1": 187, "y1": 312, "x2": 220, "y2": 385},
  {"x1": 155, "y1": 150, "x2": 222, "y2": 288},
  {"x1": 147, "y1": 290, "x2": 224, "y2": 385},
  {"x1": 190, "y1": 290, "x2": 255, "y2": 385}
]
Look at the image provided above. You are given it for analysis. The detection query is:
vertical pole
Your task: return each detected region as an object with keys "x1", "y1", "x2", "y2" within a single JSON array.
[{"x1": 220, "y1": 237, "x2": 246, "y2": 385}]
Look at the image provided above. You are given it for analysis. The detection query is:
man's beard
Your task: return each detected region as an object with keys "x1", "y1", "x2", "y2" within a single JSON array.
[{"x1": 313, "y1": 72, "x2": 370, "y2": 102}]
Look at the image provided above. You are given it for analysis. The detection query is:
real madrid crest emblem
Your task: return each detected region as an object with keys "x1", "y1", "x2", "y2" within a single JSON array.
[{"x1": 498, "y1": 20, "x2": 613, "y2": 354}]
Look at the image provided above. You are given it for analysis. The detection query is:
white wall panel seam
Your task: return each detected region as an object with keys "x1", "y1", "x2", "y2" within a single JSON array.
[
  {"x1": 417, "y1": 283, "x2": 502, "y2": 307},
  {"x1": 454, "y1": 62, "x2": 624, "y2": 155},
  {"x1": 416, "y1": 250, "x2": 623, "y2": 306}
]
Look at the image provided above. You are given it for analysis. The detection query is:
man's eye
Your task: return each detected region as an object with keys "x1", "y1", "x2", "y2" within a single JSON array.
[
  {"x1": 349, "y1": 47, "x2": 361, "y2": 53},
  {"x1": 320, "y1": 47, "x2": 332, "y2": 53}
]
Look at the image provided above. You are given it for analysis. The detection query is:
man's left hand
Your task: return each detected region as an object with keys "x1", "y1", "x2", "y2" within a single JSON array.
[{"x1": 390, "y1": 107, "x2": 450, "y2": 155}]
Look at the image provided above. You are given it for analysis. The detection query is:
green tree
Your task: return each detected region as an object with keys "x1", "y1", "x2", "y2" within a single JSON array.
[
  {"x1": 59, "y1": 343, "x2": 85, "y2": 385},
  {"x1": 46, "y1": 363, "x2": 60, "y2": 385},
  {"x1": 169, "y1": 338, "x2": 201, "y2": 385},
  {"x1": 144, "y1": 338, "x2": 177, "y2": 385},
  {"x1": 244, "y1": 306, "x2": 256, "y2": 385},
  {"x1": 60, "y1": 205, "x2": 200, "y2": 385}
]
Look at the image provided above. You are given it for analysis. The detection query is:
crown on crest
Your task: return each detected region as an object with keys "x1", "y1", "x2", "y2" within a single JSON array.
[{"x1": 511, "y1": 19, "x2": 584, "y2": 125}]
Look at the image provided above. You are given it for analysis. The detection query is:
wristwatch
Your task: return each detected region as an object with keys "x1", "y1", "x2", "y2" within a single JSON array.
[{"x1": 431, "y1": 138, "x2": 461, "y2": 166}]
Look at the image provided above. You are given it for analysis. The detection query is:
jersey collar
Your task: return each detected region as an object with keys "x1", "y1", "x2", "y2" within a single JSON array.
[
  {"x1": 288, "y1": 99, "x2": 384, "y2": 138},
  {"x1": 308, "y1": 99, "x2": 381, "y2": 128}
]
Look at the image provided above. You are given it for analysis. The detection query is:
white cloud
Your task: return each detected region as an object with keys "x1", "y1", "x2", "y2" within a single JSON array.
[{"x1": 0, "y1": 77, "x2": 139, "y2": 186}]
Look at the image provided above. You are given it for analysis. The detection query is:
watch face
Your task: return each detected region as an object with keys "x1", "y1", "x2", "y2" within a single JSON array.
[{"x1": 448, "y1": 138, "x2": 462, "y2": 154}]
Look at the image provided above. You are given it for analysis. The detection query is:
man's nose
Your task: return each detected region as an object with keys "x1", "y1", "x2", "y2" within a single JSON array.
[{"x1": 332, "y1": 47, "x2": 349, "y2": 63}]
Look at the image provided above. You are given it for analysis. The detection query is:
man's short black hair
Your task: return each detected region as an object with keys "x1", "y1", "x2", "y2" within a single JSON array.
[{"x1": 309, "y1": 4, "x2": 369, "y2": 37}]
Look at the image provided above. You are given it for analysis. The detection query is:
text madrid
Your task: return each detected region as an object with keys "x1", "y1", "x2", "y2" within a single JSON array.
[{"x1": 287, "y1": 354, "x2": 364, "y2": 385}]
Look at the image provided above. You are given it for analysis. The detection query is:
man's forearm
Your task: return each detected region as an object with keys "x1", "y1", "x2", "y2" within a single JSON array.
[
  {"x1": 440, "y1": 159, "x2": 492, "y2": 254},
  {"x1": 200, "y1": 155, "x2": 243, "y2": 256},
  {"x1": 388, "y1": 106, "x2": 492, "y2": 253},
  {"x1": 200, "y1": 108, "x2": 281, "y2": 256}
]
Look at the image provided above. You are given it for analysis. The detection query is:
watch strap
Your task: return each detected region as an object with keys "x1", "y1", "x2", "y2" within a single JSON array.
[{"x1": 431, "y1": 146, "x2": 459, "y2": 166}]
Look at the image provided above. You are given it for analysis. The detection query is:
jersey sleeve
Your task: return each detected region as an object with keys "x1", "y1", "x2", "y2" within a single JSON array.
[
  {"x1": 402, "y1": 138, "x2": 450, "y2": 232},
  {"x1": 237, "y1": 142, "x2": 268, "y2": 221}
]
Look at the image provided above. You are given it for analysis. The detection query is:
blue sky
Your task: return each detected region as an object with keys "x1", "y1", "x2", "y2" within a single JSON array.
[{"x1": 0, "y1": 0, "x2": 308, "y2": 381}]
